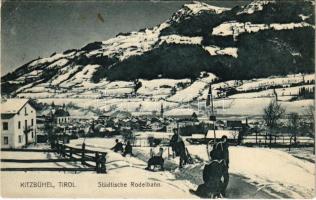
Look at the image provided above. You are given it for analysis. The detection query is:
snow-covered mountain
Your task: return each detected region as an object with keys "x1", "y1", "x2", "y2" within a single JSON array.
[{"x1": 1, "y1": 0, "x2": 315, "y2": 106}]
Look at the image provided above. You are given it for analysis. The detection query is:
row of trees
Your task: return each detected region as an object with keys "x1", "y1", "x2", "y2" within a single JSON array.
[
  {"x1": 298, "y1": 87, "x2": 315, "y2": 99},
  {"x1": 263, "y1": 100, "x2": 315, "y2": 150}
]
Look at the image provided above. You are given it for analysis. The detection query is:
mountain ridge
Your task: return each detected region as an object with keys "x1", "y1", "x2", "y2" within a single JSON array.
[{"x1": 1, "y1": 0, "x2": 315, "y2": 96}]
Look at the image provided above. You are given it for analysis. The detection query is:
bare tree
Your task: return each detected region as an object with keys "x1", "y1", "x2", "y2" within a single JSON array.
[
  {"x1": 304, "y1": 104, "x2": 315, "y2": 136},
  {"x1": 263, "y1": 100, "x2": 285, "y2": 148},
  {"x1": 304, "y1": 104, "x2": 315, "y2": 154}
]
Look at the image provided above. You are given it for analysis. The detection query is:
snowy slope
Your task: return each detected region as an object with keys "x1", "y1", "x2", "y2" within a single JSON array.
[
  {"x1": 2, "y1": 0, "x2": 314, "y2": 97},
  {"x1": 68, "y1": 138, "x2": 314, "y2": 198},
  {"x1": 188, "y1": 145, "x2": 315, "y2": 198},
  {"x1": 24, "y1": 71, "x2": 313, "y2": 116}
]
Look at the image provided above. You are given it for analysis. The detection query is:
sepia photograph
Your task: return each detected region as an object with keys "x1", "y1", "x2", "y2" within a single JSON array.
[{"x1": 1, "y1": 0, "x2": 315, "y2": 198}]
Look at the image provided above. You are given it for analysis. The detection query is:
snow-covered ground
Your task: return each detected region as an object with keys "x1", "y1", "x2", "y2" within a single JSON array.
[
  {"x1": 69, "y1": 138, "x2": 315, "y2": 198},
  {"x1": 16, "y1": 73, "x2": 314, "y2": 117},
  {"x1": 188, "y1": 145, "x2": 315, "y2": 198},
  {"x1": 2, "y1": 138, "x2": 313, "y2": 198}
]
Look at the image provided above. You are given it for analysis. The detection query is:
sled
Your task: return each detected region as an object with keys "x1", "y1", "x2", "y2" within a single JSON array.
[
  {"x1": 145, "y1": 167, "x2": 164, "y2": 172},
  {"x1": 185, "y1": 147, "x2": 194, "y2": 164},
  {"x1": 189, "y1": 188, "x2": 223, "y2": 199}
]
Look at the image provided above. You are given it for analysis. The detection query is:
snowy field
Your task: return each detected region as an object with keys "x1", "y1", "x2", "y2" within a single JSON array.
[
  {"x1": 66, "y1": 138, "x2": 316, "y2": 198},
  {"x1": 15, "y1": 72, "x2": 314, "y2": 118},
  {"x1": 2, "y1": 138, "x2": 314, "y2": 198}
]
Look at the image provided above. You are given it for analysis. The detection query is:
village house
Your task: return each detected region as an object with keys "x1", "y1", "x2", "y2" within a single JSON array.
[
  {"x1": 53, "y1": 108, "x2": 70, "y2": 125},
  {"x1": 226, "y1": 120, "x2": 243, "y2": 130},
  {"x1": 166, "y1": 121, "x2": 198, "y2": 133},
  {"x1": 150, "y1": 122, "x2": 164, "y2": 131},
  {"x1": 1, "y1": 99, "x2": 37, "y2": 148}
]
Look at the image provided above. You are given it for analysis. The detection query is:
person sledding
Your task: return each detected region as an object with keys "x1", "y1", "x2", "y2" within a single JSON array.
[
  {"x1": 191, "y1": 157, "x2": 226, "y2": 198},
  {"x1": 145, "y1": 147, "x2": 164, "y2": 171},
  {"x1": 111, "y1": 139, "x2": 124, "y2": 152},
  {"x1": 190, "y1": 135, "x2": 230, "y2": 198},
  {"x1": 169, "y1": 129, "x2": 189, "y2": 168},
  {"x1": 122, "y1": 141, "x2": 134, "y2": 157}
]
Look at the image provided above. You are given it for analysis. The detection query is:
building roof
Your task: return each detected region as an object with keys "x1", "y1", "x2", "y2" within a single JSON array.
[
  {"x1": 54, "y1": 109, "x2": 70, "y2": 117},
  {"x1": 1, "y1": 99, "x2": 30, "y2": 114}
]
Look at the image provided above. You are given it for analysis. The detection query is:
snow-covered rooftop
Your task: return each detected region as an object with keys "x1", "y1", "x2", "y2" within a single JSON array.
[{"x1": 1, "y1": 99, "x2": 30, "y2": 114}]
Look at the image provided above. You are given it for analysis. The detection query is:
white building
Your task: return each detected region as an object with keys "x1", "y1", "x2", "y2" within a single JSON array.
[
  {"x1": 53, "y1": 109, "x2": 70, "y2": 125},
  {"x1": 1, "y1": 99, "x2": 37, "y2": 148}
]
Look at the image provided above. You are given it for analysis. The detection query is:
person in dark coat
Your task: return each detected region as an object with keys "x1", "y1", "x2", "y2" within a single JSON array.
[
  {"x1": 169, "y1": 129, "x2": 188, "y2": 168},
  {"x1": 192, "y1": 160, "x2": 226, "y2": 198},
  {"x1": 111, "y1": 139, "x2": 123, "y2": 152},
  {"x1": 122, "y1": 141, "x2": 134, "y2": 157},
  {"x1": 210, "y1": 135, "x2": 229, "y2": 197},
  {"x1": 170, "y1": 129, "x2": 179, "y2": 156}
]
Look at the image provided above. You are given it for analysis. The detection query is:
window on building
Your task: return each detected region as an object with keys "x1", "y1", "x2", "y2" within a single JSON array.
[
  {"x1": 25, "y1": 120, "x2": 27, "y2": 129},
  {"x1": 18, "y1": 136, "x2": 22, "y2": 143},
  {"x1": 31, "y1": 119, "x2": 34, "y2": 126},
  {"x1": 3, "y1": 122, "x2": 8, "y2": 130},
  {"x1": 31, "y1": 132, "x2": 34, "y2": 138},
  {"x1": 18, "y1": 121, "x2": 21, "y2": 129},
  {"x1": 25, "y1": 107, "x2": 27, "y2": 115},
  {"x1": 4, "y1": 137, "x2": 8, "y2": 145}
]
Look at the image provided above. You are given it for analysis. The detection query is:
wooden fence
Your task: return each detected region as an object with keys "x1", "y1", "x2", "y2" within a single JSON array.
[
  {"x1": 242, "y1": 135, "x2": 314, "y2": 148},
  {"x1": 1, "y1": 142, "x2": 107, "y2": 173}
]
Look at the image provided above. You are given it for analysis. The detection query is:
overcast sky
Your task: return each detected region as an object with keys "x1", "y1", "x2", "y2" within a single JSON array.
[{"x1": 1, "y1": 0, "x2": 249, "y2": 76}]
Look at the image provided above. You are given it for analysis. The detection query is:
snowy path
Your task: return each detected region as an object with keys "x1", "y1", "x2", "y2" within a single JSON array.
[
  {"x1": 68, "y1": 138, "x2": 278, "y2": 198},
  {"x1": 70, "y1": 138, "x2": 314, "y2": 198},
  {"x1": 1, "y1": 138, "x2": 314, "y2": 198}
]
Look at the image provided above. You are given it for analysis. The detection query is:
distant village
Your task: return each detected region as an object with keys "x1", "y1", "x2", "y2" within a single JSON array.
[{"x1": 1, "y1": 98, "x2": 314, "y2": 149}]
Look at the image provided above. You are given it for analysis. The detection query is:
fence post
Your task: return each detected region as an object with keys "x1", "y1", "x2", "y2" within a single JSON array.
[
  {"x1": 283, "y1": 136, "x2": 284, "y2": 144},
  {"x1": 56, "y1": 143, "x2": 60, "y2": 155},
  {"x1": 100, "y1": 153, "x2": 106, "y2": 173},
  {"x1": 100, "y1": 153, "x2": 106, "y2": 174},
  {"x1": 81, "y1": 142, "x2": 86, "y2": 165},
  {"x1": 61, "y1": 145, "x2": 65, "y2": 157},
  {"x1": 95, "y1": 152, "x2": 100, "y2": 173}
]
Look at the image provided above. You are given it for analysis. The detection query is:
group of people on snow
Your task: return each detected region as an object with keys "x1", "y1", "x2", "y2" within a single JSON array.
[
  {"x1": 111, "y1": 139, "x2": 134, "y2": 157},
  {"x1": 110, "y1": 130, "x2": 230, "y2": 197}
]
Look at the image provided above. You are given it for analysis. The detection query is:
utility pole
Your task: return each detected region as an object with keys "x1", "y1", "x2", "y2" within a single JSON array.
[
  {"x1": 211, "y1": 84, "x2": 216, "y2": 143},
  {"x1": 206, "y1": 84, "x2": 216, "y2": 142}
]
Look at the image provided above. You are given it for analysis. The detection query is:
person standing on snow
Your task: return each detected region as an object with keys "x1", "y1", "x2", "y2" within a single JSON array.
[
  {"x1": 169, "y1": 129, "x2": 188, "y2": 168},
  {"x1": 170, "y1": 129, "x2": 179, "y2": 157},
  {"x1": 210, "y1": 135, "x2": 229, "y2": 197}
]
